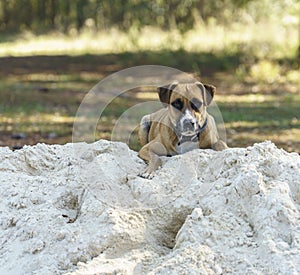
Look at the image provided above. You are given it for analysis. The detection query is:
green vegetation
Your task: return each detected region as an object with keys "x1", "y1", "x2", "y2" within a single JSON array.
[{"x1": 0, "y1": 0, "x2": 299, "y2": 152}]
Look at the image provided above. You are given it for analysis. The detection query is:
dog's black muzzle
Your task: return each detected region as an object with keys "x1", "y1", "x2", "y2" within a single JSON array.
[{"x1": 182, "y1": 118, "x2": 197, "y2": 132}]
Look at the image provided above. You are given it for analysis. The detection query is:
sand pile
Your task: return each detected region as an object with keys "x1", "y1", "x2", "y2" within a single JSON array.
[{"x1": 0, "y1": 140, "x2": 299, "y2": 274}]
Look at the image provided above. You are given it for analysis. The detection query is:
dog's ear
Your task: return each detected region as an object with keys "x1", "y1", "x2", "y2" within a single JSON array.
[
  {"x1": 158, "y1": 82, "x2": 178, "y2": 106},
  {"x1": 196, "y1": 83, "x2": 216, "y2": 106},
  {"x1": 203, "y1": 84, "x2": 216, "y2": 106}
]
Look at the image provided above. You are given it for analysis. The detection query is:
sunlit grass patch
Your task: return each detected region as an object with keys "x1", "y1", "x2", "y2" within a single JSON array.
[
  {"x1": 15, "y1": 73, "x2": 101, "y2": 91},
  {"x1": 218, "y1": 93, "x2": 277, "y2": 104},
  {"x1": 0, "y1": 74, "x2": 89, "y2": 115},
  {"x1": 0, "y1": 22, "x2": 297, "y2": 60},
  {"x1": 0, "y1": 113, "x2": 73, "y2": 135},
  {"x1": 218, "y1": 89, "x2": 299, "y2": 106}
]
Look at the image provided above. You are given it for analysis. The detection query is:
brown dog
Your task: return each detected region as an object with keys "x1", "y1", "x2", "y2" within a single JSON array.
[{"x1": 138, "y1": 81, "x2": 228, "y2": 178}]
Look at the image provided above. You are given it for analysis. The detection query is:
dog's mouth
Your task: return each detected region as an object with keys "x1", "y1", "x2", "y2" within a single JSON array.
[
  {"x1": 177, "y1": 130, "x2": 199, "y2": 145},
  {"x1": 174, "y1": 123, "x2": 198, "y2": 138},
  {"x1": 180, "y1": 130, "x2": 197, "y2": 136}
]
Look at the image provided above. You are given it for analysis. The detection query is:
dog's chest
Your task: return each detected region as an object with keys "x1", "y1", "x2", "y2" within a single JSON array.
[{"x1": 176, "y1": 141, "x2": 199, "y2": 154}]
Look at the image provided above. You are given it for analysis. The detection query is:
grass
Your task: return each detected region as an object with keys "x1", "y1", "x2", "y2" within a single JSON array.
[
  {"x1": 0, "y1": 23, "x2": 297, "y2": 59},
  {"x1": 0, "y1": 23, "x2": 299, "y2": 152}
]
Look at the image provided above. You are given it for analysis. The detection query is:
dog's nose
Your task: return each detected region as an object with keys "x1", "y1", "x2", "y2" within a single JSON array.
[{"x1": 182, "y1": 119, "x2": 195, "y2": 131}]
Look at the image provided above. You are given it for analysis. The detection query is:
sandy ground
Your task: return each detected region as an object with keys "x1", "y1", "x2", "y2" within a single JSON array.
[{"x1": 0, "y1": 140, "x2": 299, "y2": 274}]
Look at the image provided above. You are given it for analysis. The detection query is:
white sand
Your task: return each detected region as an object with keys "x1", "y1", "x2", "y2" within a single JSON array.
[{"x1": 0, "y1": 140, "x2": 299, "y2": 274}]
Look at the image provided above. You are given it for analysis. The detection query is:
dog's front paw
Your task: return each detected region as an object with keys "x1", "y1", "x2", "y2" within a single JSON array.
[
  {"x1": 138, "y1": 156, "x2": 162, "y2": 179},
  {"x1": 139, "y1": 163, "x2": 162, "y2": 179},
  {"x1": 139, "y1": 167, "x2": 156, "y2": 179},
  {"x1": 139, "y1": 171, "x2": 155, "y2": 179}
]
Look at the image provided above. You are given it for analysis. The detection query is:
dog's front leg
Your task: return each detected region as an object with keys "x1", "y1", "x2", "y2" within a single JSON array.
[
  {"x1": 142, "y1": 151, "x2": 162, "y2": 179},
  {"x1": 138, "y1": 140, "x2": 167, "y2": 179}
]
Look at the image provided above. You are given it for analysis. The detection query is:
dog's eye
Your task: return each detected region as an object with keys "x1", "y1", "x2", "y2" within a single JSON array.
[
  {"x1": 171, "y1": 99, "x2": 183, "y2": 110},
  {"x1": 191, "y1": 98, "x2": 202, "y2": 111}
]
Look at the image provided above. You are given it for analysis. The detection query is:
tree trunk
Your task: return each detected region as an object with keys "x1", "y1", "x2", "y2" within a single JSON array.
[
  {"x1": 76, "y1": 0, "x2": 85, "y2": 30},
  {"x1": 49, "y1": 0, "x2": 56, "y2": 28},
  {"x1": 198, "y1": 0, "x2": 206, "y2": 22},
  {"x1": 298, "y1": 19, "x2": 300, "y2": 68},
  {"x1": 62, "y1": 0, "x2": 71, "y2": 32},
  {"x1": 38, "y1": 0, "x2": 46, "y2": 27},
  {"x1": 23, "y1": 0, "x2": 33, "y2": 28},
  {"x1": 1, "y1": 0, "x2": 10, "y2": 27}
]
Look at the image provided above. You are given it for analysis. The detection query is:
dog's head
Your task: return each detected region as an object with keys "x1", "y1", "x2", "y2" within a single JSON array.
[{"x1": 158, "y1": 81, "x2": 216, "y2": 137}]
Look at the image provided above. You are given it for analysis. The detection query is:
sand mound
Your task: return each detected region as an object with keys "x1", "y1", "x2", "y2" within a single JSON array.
[{"x1": 0, "y1": 140, "x2": 299, "y2": 274}]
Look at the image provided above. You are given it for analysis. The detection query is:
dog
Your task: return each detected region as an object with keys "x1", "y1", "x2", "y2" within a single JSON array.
[{"x1": 138, "y1": 81, "x2": 228, "y2": 179}]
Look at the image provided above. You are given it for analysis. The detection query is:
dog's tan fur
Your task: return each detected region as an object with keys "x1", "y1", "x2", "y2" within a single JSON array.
[{"x1": 138, "y1": 81, "x2": 227, "y2": 178}]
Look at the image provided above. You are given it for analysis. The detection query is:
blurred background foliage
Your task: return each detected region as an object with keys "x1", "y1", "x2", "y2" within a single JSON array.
[
  {"x1": 0, "y1": 0, "x2": 299, "y2": 34},
  {"x1": 0, "y1": 0, "x2": 299, "y2": 152}
]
